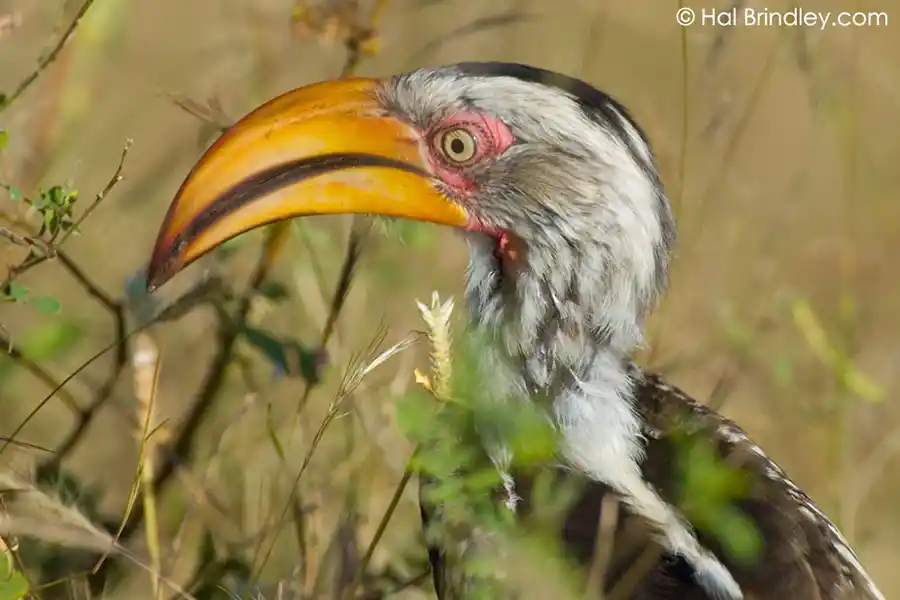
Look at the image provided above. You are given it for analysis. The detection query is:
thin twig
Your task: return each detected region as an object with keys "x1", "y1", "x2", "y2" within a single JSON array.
[
  {"x1": 0, "y1": 228, "x2": 53, "y2": 255},
  {"x1": 357, "y1": 569, "x2": 431, "y2": 599},
  {"x1": 584, "y1": 494, "x2": 619, "y2": 598},
  {"x1": 252, "y1": 325, "x2": 415, "y2": 581},
  {"x1": 0, "y1": 0, "x2": 100, "y2": 112},
  {"x1": 296, "y1": 223, "x2": 368, "y2": 416},
  {"x1": 0, "y1": 331, "x2": 81, "y2": 413},
  {"x1": 688, "y1": 35, "x2": 782, "y2": 243},
  {"x1": 1, "y1": 254, "x2": 50, "y2": 293},
  {"x1": 343, "y1": 448, "x2": 419, "y2": 600},
  {"x1": 131, "y1": 332, "x2": 163, "y2": 599},
  {"x1": 31, "y1": 250, "x2": 129, "y2": 472},
  {"x1": 2, "y1": 253, "x2": 129, "y2": 466},
  {"x1": 606, "y1": 544, "x2": 663, "y2": 600},
  {"x1": 2, "y1": 321, "x2": 135, "y2": 462},
  {"x1": 57, "y1": 138, "x2": 132, "y2": 246},
  {"x1": 1, "y1": 137, "x2": 131, "y2": 292},
  {"x1": 101, "y1": 226, "x2": 288, "y2": 546},
  {"x1": 251, "y1": 386, "x2": 349, "y2": 579}
]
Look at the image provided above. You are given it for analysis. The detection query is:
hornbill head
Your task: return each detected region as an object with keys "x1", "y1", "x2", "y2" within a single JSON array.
[{"x1": 147, "y1": 63, "x2": 675, "y2": 364}]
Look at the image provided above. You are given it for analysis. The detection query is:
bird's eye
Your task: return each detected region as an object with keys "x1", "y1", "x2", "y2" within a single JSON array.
[{"x1": 438, "y1": 127, "x2": 478, "y2": 165}]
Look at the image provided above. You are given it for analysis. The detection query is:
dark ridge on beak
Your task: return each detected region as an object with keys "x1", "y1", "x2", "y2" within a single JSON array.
[{"x1": 146, "y1": 152, "x2": 427, "y2": 291}]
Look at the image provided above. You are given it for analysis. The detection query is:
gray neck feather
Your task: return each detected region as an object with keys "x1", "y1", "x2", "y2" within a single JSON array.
[{"x1": 459, "y1": 117, "x2": 742, "y2": 599}]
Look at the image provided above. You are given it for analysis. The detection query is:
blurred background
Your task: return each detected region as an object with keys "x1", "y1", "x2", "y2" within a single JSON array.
[{"x1": 0, "y1": 0, "x2": 898, "y2": 598}]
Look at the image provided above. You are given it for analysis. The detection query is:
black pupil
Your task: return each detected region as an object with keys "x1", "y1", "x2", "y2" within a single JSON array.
[{"x1": 449, "y1": 137, "x2": 466, "y2": 155}]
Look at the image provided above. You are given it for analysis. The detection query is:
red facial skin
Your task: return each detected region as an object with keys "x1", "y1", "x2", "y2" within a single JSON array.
[
  {"x1": 422, "y1": 111, "x2": 515, "y2": 193},
  {"x1": 420, "y1": 111, "x2": 520, "y2": 262}
]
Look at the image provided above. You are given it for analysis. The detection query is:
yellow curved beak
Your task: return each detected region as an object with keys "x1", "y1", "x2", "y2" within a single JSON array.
[{"x1": 146, "y1": 77, "x2": 468, "y2": 290}]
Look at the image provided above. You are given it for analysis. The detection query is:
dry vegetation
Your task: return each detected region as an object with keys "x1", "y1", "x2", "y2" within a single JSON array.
[{"x1": 0, "y1": 0, "x2": 898, "y2": 598}]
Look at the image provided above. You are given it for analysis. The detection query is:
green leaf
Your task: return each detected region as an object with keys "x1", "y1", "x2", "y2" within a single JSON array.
[
  {"x1": 713, "y1": 508, "x2": 764, "y2": 564},
  {"x1": 507, "y1": 406, "x2": 558, "y2": 466},
  {"x1": 6, "y1": 186, "x2": 21, "y2": 202},
  {"x1": 258, "y1": 281, "x2": 290, "y2": 302},
  {"x1": 0, "y1": 129, "x2": 8, "y2": 150},
  {"x1": 18, "y1": 320, "x2": 84, "y2": 361},
  {"x1": 393, "y1": 390, "x2": 435, "y2": 440},
  {"x1": 214, "y1": 231, "x2": 251, "y2": 260},
  {"x1": 238, "y1": 325, "x2": 321, "y2": 383},
  {"x1": 3, "y1": 283, "x2": 28, "y2": 302},
  {"x1": 30, "y1": 296, "x2": 62, "y2": 315},
  {"x1": 382, "y1": 219, "x2": 434, "y2": 250},
  {"x1": 771, "y1": 354, "x2": 794, "y2": 388},
  {"x1": 0, "y1": 551, "x2": 29, "y2": 600},
  {"x1": 675, "y1": 433, "x2": 761, "y2": 565}
]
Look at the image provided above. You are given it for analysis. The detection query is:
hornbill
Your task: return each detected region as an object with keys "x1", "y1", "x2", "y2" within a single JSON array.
[{"x1": 144, "y1": 63, "x2": 885, "y2": 600}]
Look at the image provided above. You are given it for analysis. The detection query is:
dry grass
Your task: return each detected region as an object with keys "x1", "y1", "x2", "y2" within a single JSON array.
[{"x1": 0, "y1": 0, "x2": 898, "y2": 597}]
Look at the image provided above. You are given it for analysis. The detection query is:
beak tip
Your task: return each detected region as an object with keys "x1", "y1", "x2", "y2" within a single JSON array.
[
  {"x1": 144, "y1": 268, "x2": 167, "y2": 294},
  {"x1": 145, "y1": 245, "x2": 180, "y2": 293},
  {"x1": 145, "y1": 276, "x2": 162, "y2": 294}
]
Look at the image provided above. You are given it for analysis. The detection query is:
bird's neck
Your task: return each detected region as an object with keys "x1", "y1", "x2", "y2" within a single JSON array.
[
  {"x1": 462, "y1": 234, "x2": 745, "y2": 600},
  {"x1": 463, "y1": 232, "x2": 648, "y2": 477}
]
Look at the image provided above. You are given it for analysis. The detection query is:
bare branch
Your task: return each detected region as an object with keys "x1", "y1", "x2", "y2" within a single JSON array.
[
  {"x1": 0, "y1": 0, "x2": 100, "y2": 112},
  {"x1": 0, "y1": 227, "x2": 53, "y2": 256}
]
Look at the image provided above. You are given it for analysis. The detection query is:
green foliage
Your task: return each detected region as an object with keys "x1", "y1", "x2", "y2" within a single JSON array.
[
  {"x1": 188, "y1": 530, "x2": 254, "y2": 600},
  {"x1": 395, "y1": 324, "x2": 562, "y2": 596},
  {"x1": 16, "y1": 319, "x2": 84, "y2": 361},
  {"x1": 379, "y1": 219, "x2": 435, "y2": 251},
  {"x1": 674, "y1": 433, "x2": 763, "y2": 564},
  {"x1": 34, "y1": 467, "x2": 105, "y2": 516},
  {"x1": 0, "y1": 132, "x2": 72, "y2": 325},
  {"x1": 1, "y1": 283, "x2": 64, "y2": 315},
  {"x1": 0, "y1": 549, "x2": 29, "y2": 600},
  {"x1": 257, "y1": 281, "x2": 291, "y2": 303},
  {"x1": 31, "y1": 186, "x2": 79, "y2": 240},
  {"x1": 3, "y1": 185, "x2": 21, "y2": 202},
  {"x1": 0, "y1": 319, "x2": 84, "y2": 388},
  {"x1": 398, "y1": 328, "x2": 559, "y2": 502},
  {"x1": 2, "y1": 283, "x2": 28, "y2": 303},
  {"x1": 4, "y1": 183, "x2": 80, "y2": 242},
  {"x1": 238, "y1": 324, "x2": 322, "y2": 383},
  {"x1": 790, "y1": 298, "x2": 884, "y2": 402}
]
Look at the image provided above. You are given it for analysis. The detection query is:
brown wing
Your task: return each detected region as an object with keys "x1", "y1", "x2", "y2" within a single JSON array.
[
  {"x1": 506, "y1": 371, "x2": 883, "y2": 600},
  {"x1": 627, "y1": 370, "x2": 882, "y2": 600},
  {"x1": 418, "y1": 369, "x2": 884, "y2": 600}
]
